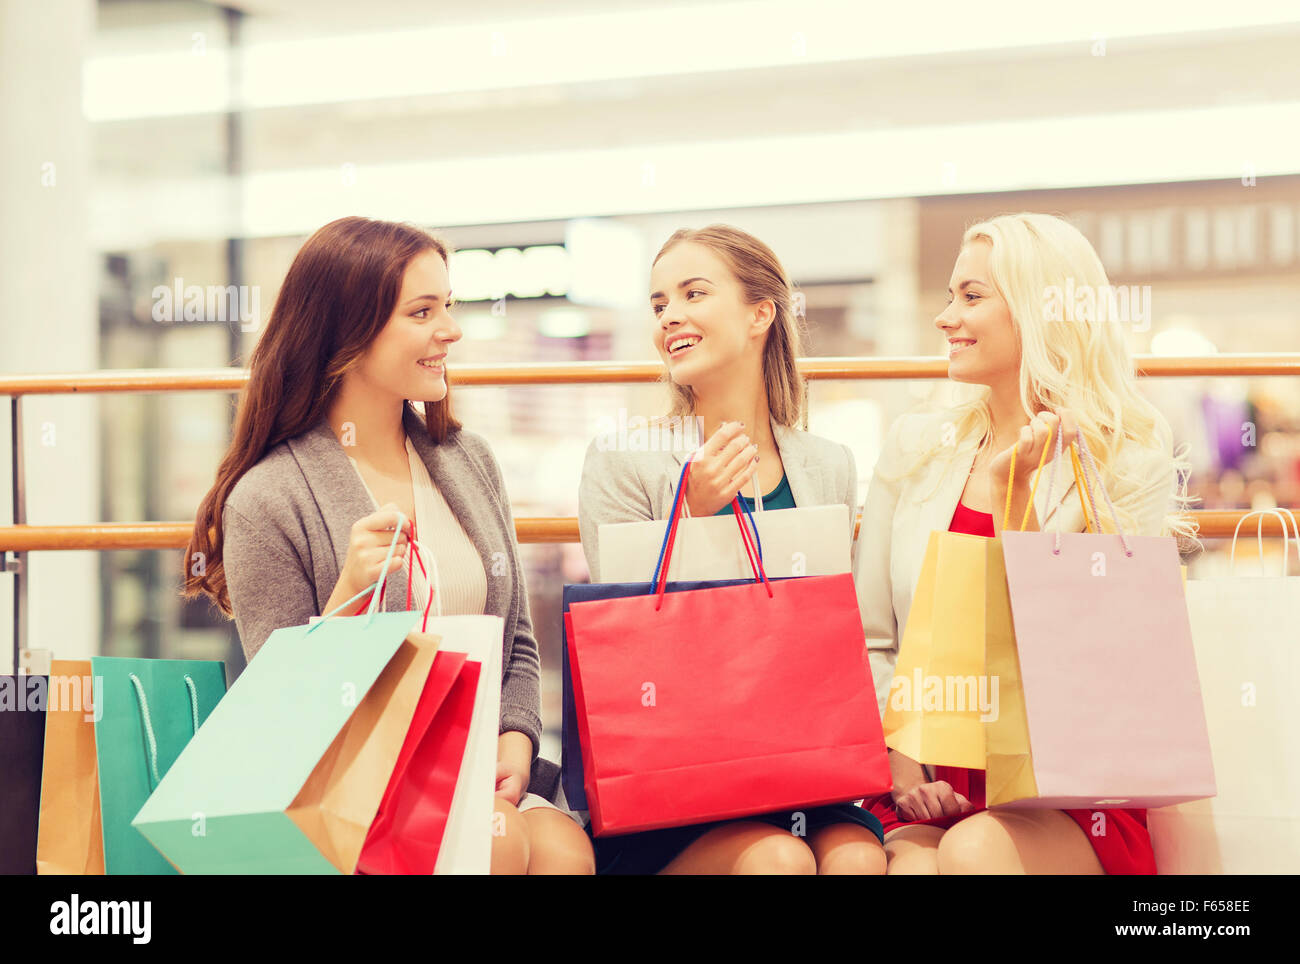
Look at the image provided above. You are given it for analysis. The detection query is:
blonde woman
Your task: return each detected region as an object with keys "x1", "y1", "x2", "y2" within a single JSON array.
[
  {"x1": 855, "y1": 212, "x2": 1190, "y2": 875},
  {"x1": 578, "y1": 225, "x2": 886, "y2": 874}
]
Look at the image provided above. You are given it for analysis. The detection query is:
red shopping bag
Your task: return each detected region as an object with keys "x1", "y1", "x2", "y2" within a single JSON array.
[
  {"x1": 356, "y1": 650, "x2": 480, "y2": 874},
  {"x1": 567, "y1": 460, "x2": 890, "y2": 837}
]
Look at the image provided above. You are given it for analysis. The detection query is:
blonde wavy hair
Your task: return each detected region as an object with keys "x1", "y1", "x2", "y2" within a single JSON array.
[
  {"x1": 898, "y1": 212, "x2": 1195, "y2": 543},
  {"x1": 653, "y1": 225, "x2": 806, "y2": 427}
]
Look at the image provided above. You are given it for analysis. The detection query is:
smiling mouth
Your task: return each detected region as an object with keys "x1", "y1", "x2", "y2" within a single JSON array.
[
  {"x1": 666, "y1": 335, "x2": 702, "y2": 357},
  {"x1": 417, "y1": 357, "x2": 445, "y2": 371},
  {"x1": 948, "y1": 340, "x2": 976, "y2": 355}
]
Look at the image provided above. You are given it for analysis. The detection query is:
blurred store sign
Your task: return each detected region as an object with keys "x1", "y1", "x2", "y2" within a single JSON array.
[
  {"x1": 918, "y1": 176, "x2": 1300, "y2": 289},
  {"x1": 450, "y1": 245, "x2": 569, "y2": 301}
]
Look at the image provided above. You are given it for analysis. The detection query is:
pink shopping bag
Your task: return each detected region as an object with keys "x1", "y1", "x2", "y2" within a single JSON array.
[{"x1": 992, "y1": 431, "x2": 1216, "y2": 809}]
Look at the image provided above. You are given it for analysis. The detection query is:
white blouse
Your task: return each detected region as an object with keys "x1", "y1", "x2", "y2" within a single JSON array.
[{"x1": 347, "y1": 436, "x2": 488, "y2": 618}]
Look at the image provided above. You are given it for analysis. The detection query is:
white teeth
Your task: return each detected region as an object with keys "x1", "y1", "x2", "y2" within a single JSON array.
[
  {"x1": 418, "y1": 359, "x2": 443, "y2": 368},
  {"x1": 668, "y1": 336, "x2": 701, "y2": 354}
]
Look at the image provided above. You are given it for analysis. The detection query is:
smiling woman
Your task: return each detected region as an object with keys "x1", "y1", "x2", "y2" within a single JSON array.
[
  {"x1": 576, "y1": 224, "x2": 883, "y2": 875},
  {"x1": 183, "y1": 216, "x2": 595, "y2": 876}
]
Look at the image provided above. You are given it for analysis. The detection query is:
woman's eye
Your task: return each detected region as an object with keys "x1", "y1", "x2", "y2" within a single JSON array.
[
  {"x1": 445, "y1": 299, "x2": 456, "y2": 310},
  {"x1": 413, "y1": 308, "x2": 430, "y2": 319},
  {"x1": 687, "y1": 289, "x2": 704, "y2": 299},
  {"x1": 652, "y1": 304, "x2": 665, "y2": 315},
  {"x1": 966, "y1": 292, "x2": 979, "y2": 302}
]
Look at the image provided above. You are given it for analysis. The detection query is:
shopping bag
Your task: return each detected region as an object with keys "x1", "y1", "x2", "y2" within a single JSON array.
[
  {"x1": 988, "y1": 430, "x2": 1216, "y2": 809},
  {"x1": 357, "y1": 540, "x2": 503, "y2": 876},
  {"x1": 357, "y1": 539, "x2": 504, "y2": 876},
  {"x1": 348, "y1": 535, "x2": 505, "y2": 875},
  {"x1": 36, "y1": 663, "x2": 104, "y2": 874},
  {"x1": 134, "y1": 526, "x2": 454, "y2": 874},
  {"x1": 35, "y1": 657, "x2": 225, "y2": 875},
  {"x1": 132, "y1": 606, "x2": 433, "y2": 874},
  {"x1": 881, "y1": 530, "x2": 997, "y2": 770},
  {"x1": 1149, "y1": 509, "x2": 1300, "y2": 873},
  {"x1": 0, "y1": 675, "x2": 47, "y2": 874},
  {"x1": 567, "y1": 459, "x2": 889, "y2": 836},
  {"x1": 559, "y1": 465, "x2": 769, "y2": 810},
  {"x1": 561, "y1": 575, "x2": 764, "y2": 811},
  {"x1": 90, "y1": 657, "x2": 227, "y2": 874},
  {"x1": 356, "y1": 649, "x2": 473, "y2": 874},
  {"x1": 598, "y1": 504, "x2": 851, "y2": 582}
]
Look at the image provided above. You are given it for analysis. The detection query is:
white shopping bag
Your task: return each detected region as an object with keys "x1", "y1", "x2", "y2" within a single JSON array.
[
  {"x1": 598, "y1": 504, "x2": 852, "y2": 583},
  {"x1": 422, "y1": 614, "x2": 503, "y2": 876},
  {"x1": 1149, "y1": 509, "x2": 1300, "y2": 874}
]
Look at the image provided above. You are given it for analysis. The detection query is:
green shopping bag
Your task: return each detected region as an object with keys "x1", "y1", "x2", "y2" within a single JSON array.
[
  {"x1": 132, "y1": 610, "x2": 422, "y2": 874},
  {"x1": 90, "y1": 657, "x2": 227, "y2": 875}
]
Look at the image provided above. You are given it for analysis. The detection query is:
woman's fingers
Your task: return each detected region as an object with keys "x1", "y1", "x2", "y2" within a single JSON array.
[
  {"x1": 724, "y1": 459, "x2": 760, "y2": 498},
  {"x1": 701, "y1": 420, "x2": 745, "y2": 458},
  {"x1": 720, "y1": 444, "x2": 759, "y2": 484},
  {"x1": 713, "y1": 432, "x2": 752, "y2": 470}
]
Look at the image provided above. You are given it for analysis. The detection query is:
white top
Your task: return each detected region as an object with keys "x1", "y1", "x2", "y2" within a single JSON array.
[{"x1": 347, "y1": 436, "x2": 488, "y2": 618}]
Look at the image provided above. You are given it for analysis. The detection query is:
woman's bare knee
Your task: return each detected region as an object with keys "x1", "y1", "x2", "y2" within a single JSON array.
[
  {"x1": 884, "y1": 825, "x2": 943, "y2": 875},
  {"x1": 936, "y1": 813, "x2": 1011, "y2": 874},
  {"x1": 522, "y1": 809, "x2": 595, "y2": 876},
  {"x1": 734, "y1": 830, "x2": 817, "y2": 875},
  {"x1": 809, "y1": 824, "x2": 886, "y2": 876}
]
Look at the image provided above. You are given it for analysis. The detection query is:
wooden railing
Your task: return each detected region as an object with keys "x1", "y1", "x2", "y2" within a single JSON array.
[
  {"x1": 3, "y1": 353, "x2": 1299, "y2": 553},
  {"x1": 3, "y1": 354, "x2": 1297, "y2": 669}
]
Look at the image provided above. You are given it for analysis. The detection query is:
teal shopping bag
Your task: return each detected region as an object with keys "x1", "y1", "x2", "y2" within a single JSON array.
[
  {"x1": 132, "y1": 610, "x2": 420, "y2": 874},
  {"x1": 90, "y1": 657, "x2": 227, "y2": 875}
]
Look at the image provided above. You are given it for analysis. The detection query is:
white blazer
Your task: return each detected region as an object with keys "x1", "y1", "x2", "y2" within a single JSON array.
[{"x1": 853, "y1": 409, "x2": 1178, "y2": 717}]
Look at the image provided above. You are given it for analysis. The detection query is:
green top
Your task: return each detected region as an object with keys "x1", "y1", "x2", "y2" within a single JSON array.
[{"x1": 712, "y1": 473, "x2": 796, "y2": 515}]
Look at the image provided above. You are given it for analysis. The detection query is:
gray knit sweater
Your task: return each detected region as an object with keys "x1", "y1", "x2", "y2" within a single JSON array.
[{"x1": 221, "y1": 403, "x2": 544, "y2": 764}]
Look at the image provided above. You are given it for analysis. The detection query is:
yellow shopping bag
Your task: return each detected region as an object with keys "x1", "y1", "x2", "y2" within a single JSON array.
[{"x1": 882, "y1": 530, "x2": 998, "y2": 769}]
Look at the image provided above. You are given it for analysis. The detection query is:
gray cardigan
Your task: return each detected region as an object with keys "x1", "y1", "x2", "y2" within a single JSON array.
[
  {"x1": 221, "y1": 403, "x2": 547, "y2": 772},
  {"x1": 578, "y1": 419, "x2": 859, "y2": 582}
]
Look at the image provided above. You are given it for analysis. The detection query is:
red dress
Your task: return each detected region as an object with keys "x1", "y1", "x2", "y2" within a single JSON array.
[{"x1": 861, "y1": 501, "x2": 1157, "y2": 875}]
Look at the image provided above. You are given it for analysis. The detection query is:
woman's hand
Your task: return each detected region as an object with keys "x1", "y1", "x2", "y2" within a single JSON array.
[
  {"x1": 988, "y1": 409, "x2": 1079, "y2": 491},
  {"x1": 494, "y1": 759, "x2": 528, "y2": 807},
  {"x1": 495, "y1": 731, "x2": 533, "y2": 806},
  {"x1": 336, "y1": 502, "x2": 411, "y2": 602},
  {"x1": 989, "y1": 409, "x2": 1079, "y2": 531},
  {"x1": 892, "y1": 780, "x2": 974, "y2": 822},
  {"x1": 684, "y1": 421, "x2": 759, "y2": 517}
]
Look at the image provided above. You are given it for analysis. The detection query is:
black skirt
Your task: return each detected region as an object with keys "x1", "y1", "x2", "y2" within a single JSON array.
[{"x1": 589, "y1": 804, "x2": 885, "y2": 876}]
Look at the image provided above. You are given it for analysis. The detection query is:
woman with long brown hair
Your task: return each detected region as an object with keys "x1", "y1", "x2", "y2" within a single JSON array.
[{"x1": 185, "y1": 216, "x2": 594, "y2": 875}]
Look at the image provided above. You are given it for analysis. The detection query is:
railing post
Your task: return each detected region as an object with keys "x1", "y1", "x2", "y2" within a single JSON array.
[{"x1": 5, "y1": 395, "x2": 28, "y2": 674}]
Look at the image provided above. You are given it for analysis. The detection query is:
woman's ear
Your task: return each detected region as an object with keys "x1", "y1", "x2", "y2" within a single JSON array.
[{"x1": 749, "y1": 299, "x2": 777, "y2": 338}]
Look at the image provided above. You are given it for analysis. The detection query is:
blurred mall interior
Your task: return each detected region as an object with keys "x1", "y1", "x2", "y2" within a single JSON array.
[{"x1": 3, "y1": 0, "x2": 1299, "y2": 756}]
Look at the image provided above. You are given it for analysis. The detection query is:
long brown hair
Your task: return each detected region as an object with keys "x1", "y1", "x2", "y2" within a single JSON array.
[
  {"x1": 654, "y1": 224, "x2": 806, "y2": 426},
  {"x1": 184, "y1": 216, "x2": 460, "y2": 614}
]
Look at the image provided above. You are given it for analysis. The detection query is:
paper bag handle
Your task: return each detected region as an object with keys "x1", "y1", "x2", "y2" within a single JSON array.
[
  {"x1": 130, "y1": 673, "x2": 203, "y2": 789},
  {"x1": 307, "y1": 511, "x2": 409, "y2": 635},
  {"x1": 406, "y1": 530, "x2": 443, "y2": 630},
  {"x1": 1007, "y1": 422, "x2": 1132, "y2": 557},
  {"x1": 1230, "y1": 508, "x2": 1298, "y2": 576},
  {"x1": 650, "y1": 457, "x2": 766, "y2": 586},
  {"x1": 651, "y1": 459, "x2": 772, "y2": 609}
]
